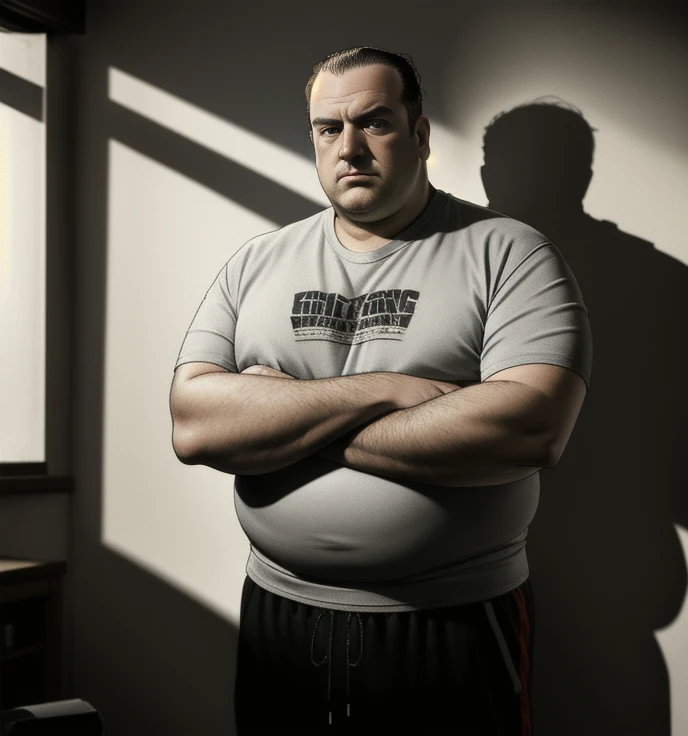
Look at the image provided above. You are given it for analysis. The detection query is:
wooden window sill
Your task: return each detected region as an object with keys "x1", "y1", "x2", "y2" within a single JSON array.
[{"x1": 0, "y1": 476, "x2": 74, "y2": 495}]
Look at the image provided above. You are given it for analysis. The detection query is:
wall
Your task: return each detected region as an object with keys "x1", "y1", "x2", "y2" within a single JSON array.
[{"x1": 62, "y1": 0, "x2": 688, "y2": 734}]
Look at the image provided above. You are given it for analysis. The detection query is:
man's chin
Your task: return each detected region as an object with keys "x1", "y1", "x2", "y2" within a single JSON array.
[{"x1": 334, "y1": 192, "x2": 383, "y2": 216}]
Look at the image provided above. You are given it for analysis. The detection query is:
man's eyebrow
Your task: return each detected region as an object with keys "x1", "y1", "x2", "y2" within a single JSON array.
[{"x1": 311, "y1": 105, "x2": 396, "y2": 129}]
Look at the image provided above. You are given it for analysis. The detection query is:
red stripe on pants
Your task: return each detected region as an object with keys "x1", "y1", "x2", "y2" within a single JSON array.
[{"x1": 513, "y1": 586, "x2": 532, "y2": 736}]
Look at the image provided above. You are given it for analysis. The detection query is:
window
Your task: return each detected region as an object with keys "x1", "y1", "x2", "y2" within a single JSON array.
[{"x1": 0, "y1": 32, "x2": 46, "y2": 465}]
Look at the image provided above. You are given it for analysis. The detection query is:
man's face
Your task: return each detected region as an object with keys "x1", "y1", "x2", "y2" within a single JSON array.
[{"x1": 309, "y1": 63, "x2": 430, "y2": 223}]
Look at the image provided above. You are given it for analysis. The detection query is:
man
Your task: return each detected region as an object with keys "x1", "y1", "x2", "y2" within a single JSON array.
[{"x1": 170, "y1": 46, "x2": 592, "y2": 735}]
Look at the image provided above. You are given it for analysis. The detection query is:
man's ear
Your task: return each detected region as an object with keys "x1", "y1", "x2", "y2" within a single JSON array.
[{"x1": 417, "y1": 115, "x2": 431, "y2": 160}]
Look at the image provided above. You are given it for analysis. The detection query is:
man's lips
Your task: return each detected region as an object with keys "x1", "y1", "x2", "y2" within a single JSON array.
[{"x1": 339, "y1": 172, "x2": 375, "y2": 179}]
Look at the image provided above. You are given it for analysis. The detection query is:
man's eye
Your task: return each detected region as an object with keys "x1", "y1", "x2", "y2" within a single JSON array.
[{"x1": 321, "y1": 120, "x2": 388, "y2": 137}]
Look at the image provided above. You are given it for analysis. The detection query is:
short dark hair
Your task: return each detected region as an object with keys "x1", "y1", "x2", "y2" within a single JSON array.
[{"x1": 305, "y1": 46, "x2": 425, "y2": 139}]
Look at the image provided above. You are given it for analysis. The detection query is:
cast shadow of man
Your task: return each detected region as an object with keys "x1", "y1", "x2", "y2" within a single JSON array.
[{"x1": 480, "y1": 99, "x2": 688, "y2": 736}]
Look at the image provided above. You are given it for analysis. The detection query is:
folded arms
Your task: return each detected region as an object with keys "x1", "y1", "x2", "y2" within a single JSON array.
[{"x1": 170, "y1": 362, "x2": 586, "y2": 487}]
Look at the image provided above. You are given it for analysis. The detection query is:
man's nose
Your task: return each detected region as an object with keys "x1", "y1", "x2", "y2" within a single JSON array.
[{"x1": 338, "y1": 125, "x2": 367, "y2": 160}]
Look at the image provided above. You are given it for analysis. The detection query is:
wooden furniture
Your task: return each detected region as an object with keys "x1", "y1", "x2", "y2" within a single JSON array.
[{"x1": 0, "y1": 558, "x2": 67, "y2": 710}]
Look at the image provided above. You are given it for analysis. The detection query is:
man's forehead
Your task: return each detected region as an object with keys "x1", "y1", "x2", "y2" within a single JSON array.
[{"x1": 310, "y1": 65, "x2": 402, "y2": 112}]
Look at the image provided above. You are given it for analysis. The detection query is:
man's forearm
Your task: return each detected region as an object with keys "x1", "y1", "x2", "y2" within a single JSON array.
[
  {"x1": 171, "y1": 370, "x2": 402, "y2": 475},
  {"x1": 319, "y1": 380, "x2": 554, "y2": 486}
]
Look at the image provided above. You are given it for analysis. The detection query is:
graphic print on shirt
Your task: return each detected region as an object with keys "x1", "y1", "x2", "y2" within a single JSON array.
[{"x1": 291, "y1": 289, "x2": 419, "y2": 344}]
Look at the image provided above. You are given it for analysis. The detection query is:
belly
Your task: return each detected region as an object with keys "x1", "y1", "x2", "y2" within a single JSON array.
[{"x1": 234, "y1": 456, "x2": 539, "y2": 583}]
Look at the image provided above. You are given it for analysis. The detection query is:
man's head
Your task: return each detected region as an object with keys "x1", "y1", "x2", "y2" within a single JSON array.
[{"x1": 305, "y1": 47, "x2": 430, "y2": 225}]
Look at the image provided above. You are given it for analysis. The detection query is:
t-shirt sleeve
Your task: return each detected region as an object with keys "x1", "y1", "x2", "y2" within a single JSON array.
[
  {"x1": 480, "y1": 241, "x2": 593, "y2": 388},
  {"x1": 174, "y1": 262, "x2": 238, "y2": 373}
]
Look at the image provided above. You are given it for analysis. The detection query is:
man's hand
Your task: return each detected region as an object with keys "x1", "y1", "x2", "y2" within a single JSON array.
[
  {"x1": 317, "y1": 373, "x2": 462, "y2": 464},
  {"x1": 239, "y1": 364, "x2": 467, "y2": 465},
  {"x1": 241, "y1": 364, "x2": 296, "y2": 379},
  {"x1": 240, "y1": 365, "x2": 463, "y2": 404}
]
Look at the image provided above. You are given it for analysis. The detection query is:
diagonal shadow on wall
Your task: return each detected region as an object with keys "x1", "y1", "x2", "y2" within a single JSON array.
[
  {"x1": 71, "y1": 51, "x2": 329, "y2": 736},
  {"x1": 0, "y1": 66, "x2": 43, "y2": 121},
  {"x1": 108, "y1": 101, "x2": 323, "y2": 228}
]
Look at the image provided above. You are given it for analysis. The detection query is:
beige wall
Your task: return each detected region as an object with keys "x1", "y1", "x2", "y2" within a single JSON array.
[{"x1": 5, "y1": 1, "x2": 685, "y2": 734}]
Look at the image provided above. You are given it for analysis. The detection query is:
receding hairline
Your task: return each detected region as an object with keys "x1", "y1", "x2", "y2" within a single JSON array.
[
  {"x1": 308, "y1": 64, "x2": 407, "y2": 130},
  {"x1": 310, "y1": 62, "x2": 403, "y2": 98}
]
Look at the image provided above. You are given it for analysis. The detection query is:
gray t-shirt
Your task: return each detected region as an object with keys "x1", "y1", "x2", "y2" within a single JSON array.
[{"x1": 175, "y1": 186, "x2": 592, "y2": 612}]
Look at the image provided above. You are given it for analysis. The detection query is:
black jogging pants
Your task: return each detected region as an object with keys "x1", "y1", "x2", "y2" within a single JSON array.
[{"x1": 234, "y1": 576, "x2": 535, "y2": 735}]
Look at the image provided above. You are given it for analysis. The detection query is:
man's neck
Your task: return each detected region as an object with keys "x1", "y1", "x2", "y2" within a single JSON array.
[{"x1": 335, "y1": 180, "x2": 431, "y2": 253}]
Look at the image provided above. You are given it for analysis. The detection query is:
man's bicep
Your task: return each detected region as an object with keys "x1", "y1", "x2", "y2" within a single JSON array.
[{"x1": 484, "y1": 363, "x2": 587, "y2": 465}]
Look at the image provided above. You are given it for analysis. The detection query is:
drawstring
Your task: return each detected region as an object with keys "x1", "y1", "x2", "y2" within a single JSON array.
[
  {"x1": 311, "y1": 610, "x2": 335, "y2": 725},
  {"x1": 308, "y1": 602, "x2": 518, "y2": 725},
  {"x1": 346, "y1": 612, "x2": 364, "y2": 716},
  {"x1": 311, "y1": 609, "x2": 364, "y2": 726}
]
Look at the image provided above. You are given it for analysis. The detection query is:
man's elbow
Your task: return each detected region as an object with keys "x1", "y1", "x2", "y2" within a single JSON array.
[
  {"x1": 172, "y1": 423, "x2": 203, "y2": 465},
  {"x1": 171, "y1": 417, "x2": 220, "y2": 466},
  {"x1": 538, "y1": 445, "x2": 559, "y2": 469},
  {"x1": 513, "y1": 426, "x2": 562, "y2": 469},
  {"x1": 171, "y1": 421, "x2": 274, "y2": 475},
  {"x1": 539, "y1": 432, "x2": 570, "y2": 469}
]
